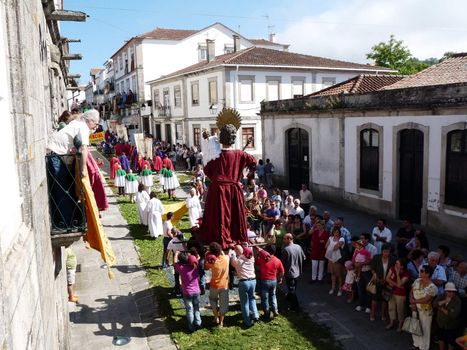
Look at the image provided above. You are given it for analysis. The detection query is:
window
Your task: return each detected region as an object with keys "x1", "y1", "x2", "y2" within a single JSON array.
[
  {"x1": 153, "y1": 89, "x2": 160, "y2": 108},
  {"x1": 266, "y1": 79, "x2": 280, "y2": 101},
  {"x1": 445, "y1": 130, "x2": 467, "y2": 208},
  {"x1": 209, "y1": 79, "x2": 218, "y2": 105},
  {"x1": 119, "y1": 56, "x2": 123, "y2": 70},
  {"x1": 242, "y1": 127, "x2": 255, "y2": 149},
  {"x1": 174, "y1": 86, "x2": 181, "y2": 107},
  {"x1": 125, "y1": 78, "x2": 130, "y2": 92},
  {"x1": 115, "y1": 58, "x2": 119, "y2": 72},
  {"x1": 176, "y1": 123, "x2": 182, "y2": 140},
  {"x1": 292, "y1": 79, "x2": 304, "y2": 98},
  {"x1": 191, "y1": 81, "x2": 199, "y2": 105},
  {"x1": 162, "y1": 89, "x2": 170, "y2": 107},
  {"x1": 240, "y1": 79, "x2": 254, "y2": 102},
  {"x1": 193, "y1": 127, "x2": 201, "y2": 146},
  {"x1": 322, "y1": 77, "x2": 336, "y2": 89},
  {"x1": 360, "y1": 128, "x2": 379, "y2": 190},
  {"x1": 132, "y1": 76, "x2": 136, "y2": 93},
  {"x1": 224, "y1": 45, "x2": 234, "y2": 54},
  {"x1": 198, "y1": 45, "x2": 207, "y2": 61}
]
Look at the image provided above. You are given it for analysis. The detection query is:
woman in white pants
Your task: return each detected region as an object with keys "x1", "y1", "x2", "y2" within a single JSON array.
[
  {"x1": 409, "y1": 264, "x2": 438, "y2": 350},
  {"x1": 309, "y1": 220, "x2": 329, "y2": 282}
]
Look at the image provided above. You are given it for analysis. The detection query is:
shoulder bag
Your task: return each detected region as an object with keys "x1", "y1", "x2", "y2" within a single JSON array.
[
  {"x1": 402, "y1": 311, "x2": 423, "y2": 336},
  {"x1": 366, "y1": 276, "x2": 377, "y2": 295}
]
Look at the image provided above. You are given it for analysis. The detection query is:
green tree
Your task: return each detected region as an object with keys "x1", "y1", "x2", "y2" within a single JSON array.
[
  {"x1": 367, "y1": 35, "x2": 411, "y2": 70},
  {"x1": 366, "y1": 35, "x2": 428, "y2": 75}
]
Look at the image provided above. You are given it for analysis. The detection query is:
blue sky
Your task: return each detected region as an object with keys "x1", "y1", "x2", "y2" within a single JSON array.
[
  {"x1": 61, "y1": 0, "x2": 467, "y2": 85},
  {"x1": 61, "y1": 0, "x2": 331, "y2": 83}
]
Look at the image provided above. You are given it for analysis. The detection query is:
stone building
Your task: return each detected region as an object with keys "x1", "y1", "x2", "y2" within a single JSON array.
[
  {"x1": 261, "y1": 54, "x2": 467, "y2": 242},
  {"x1": 1, "y1": 0, "x2": 85, "y2": 348}
]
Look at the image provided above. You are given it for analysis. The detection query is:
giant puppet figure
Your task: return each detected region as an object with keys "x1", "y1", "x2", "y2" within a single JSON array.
[{"x1": 198, "y1": 108, "x2": 256, "y2": 249}]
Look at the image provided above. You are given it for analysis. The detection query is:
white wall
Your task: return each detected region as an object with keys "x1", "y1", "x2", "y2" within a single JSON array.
[
  {"x1": 345, "y1": 114, "x2": 467, "y2": 212},
  {"x1": 263, "y1": 115, "x2": 340, "y2": 187}
]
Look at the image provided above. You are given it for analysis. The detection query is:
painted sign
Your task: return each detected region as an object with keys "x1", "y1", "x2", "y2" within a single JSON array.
[{"x1": 89, "y1": 131, "x2": 105, "y2": 144}]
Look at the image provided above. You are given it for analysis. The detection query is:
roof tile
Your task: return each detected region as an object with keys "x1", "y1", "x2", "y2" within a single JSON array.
[
  {"x1": 153, "y1": 47, "x2": 392, "y2": 83},
  {"x1": 137, "y1": 27, "x2": 198, "y2": 40},
  {"x1": 381, "y1": 53, "x2": 467, "y2": 90},
  {"x1": 309, "y1": 75, "x2": 404, "y2": 97}
]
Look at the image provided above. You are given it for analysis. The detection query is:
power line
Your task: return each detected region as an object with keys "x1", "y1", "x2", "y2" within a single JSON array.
[{"x1": 80, "y1": 5, "x2": 467, "y2": 32}]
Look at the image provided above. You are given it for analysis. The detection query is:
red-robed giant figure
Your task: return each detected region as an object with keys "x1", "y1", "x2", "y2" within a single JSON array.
[{"x1": 198, "y1": 118, "x2": 256, "y2": 249}]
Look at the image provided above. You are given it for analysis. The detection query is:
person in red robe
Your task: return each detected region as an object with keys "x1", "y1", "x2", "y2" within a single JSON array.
[
  {"x1": 153, "y1": 154, "x2": 162, "y2": 172},
  {"x1": 114, "y1": 142, "x2": 123, "y2": 157},
  {"x1": 140, "y1": 157, "x2": 151, "y2": 171},
  {"x1": 86, "y1": 153, "x2": 109, "y2": 211},
  {"x1": 162, "y1": 155, "x2": 174, "y2": 170},
  {"x1": 123, "y1": 142, "x2": 132, "y2": 157},
  {"x1": 110, "y1": 156, "x2": 120, "y2": 179},
  {"x1": 199, "y1": 124, "x2": 256, "y2": 249}
]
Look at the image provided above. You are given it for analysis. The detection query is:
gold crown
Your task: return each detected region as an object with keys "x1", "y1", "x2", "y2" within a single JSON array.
[{"x1": 216, "y1": 107, "x2": 241, "y2": 130}]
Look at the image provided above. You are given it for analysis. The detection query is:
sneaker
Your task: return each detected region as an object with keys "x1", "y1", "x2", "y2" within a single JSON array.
[
  {"x1": 337, "y1": 290, "x2": 343, "y2": 297},
  {"x1": 355, "y1": 306, "x2": 362, "y2": 312},
  {"x1": 365, "y1": 308, "x2": 371, "y2": 313},
  {"x1": 328, "y1": 289, "x2": 335, "y2": 295}
]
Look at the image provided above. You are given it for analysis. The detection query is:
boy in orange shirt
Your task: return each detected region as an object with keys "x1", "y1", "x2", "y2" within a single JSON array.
[{"x1": 205, "y1": 242, "x2": 230, "y2": 327}]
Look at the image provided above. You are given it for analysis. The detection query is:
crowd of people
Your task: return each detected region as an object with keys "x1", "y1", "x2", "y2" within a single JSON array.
[
  {"x1": 65, "y1": 116, "x2": 465, "y2": 349},
  {"x1": 147, "y1": 163, "x2": 464, "y2": 350},
  {"x1": 234, "y1": 176, "x2": 466, "y2": 350}
]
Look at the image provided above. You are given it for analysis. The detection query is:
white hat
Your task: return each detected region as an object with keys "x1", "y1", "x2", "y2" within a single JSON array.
[{"x1": 445, "y1": 282, "x2": 457, "y2": 292}]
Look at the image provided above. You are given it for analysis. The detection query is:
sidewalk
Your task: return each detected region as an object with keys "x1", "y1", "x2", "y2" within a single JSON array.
[{"x1": 68, "y1": 151, "x2": 177, "y2": 350}]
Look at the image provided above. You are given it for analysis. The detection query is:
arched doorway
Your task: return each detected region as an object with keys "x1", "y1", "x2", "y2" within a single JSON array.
[
  {"x1": 287, "y1": 128, "x2": 309, "y2": 189},
  {"x1": 399, "y1": 129, "x2": 424, "y2": 223}
]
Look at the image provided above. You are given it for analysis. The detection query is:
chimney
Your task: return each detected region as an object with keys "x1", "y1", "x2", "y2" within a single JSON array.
[
  {"x1": 233, "y1": 34, "x2": 240, "y2": 52},
  {"x1": 206, "y1": 39, "x2": 215, "y2": 62},
  {"x1": 269, "y1": 33, "x2": 276, "y2": 43}
]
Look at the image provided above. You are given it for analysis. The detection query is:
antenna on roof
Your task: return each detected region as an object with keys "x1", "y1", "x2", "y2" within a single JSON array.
[{"x1": 263, "y1": 14, "x2": 276, "y2": 42}]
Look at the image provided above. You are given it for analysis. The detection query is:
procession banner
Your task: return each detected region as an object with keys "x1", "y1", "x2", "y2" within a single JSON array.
[{"x1": 89, "y1": 131, "x2": 105, "y2": 144}]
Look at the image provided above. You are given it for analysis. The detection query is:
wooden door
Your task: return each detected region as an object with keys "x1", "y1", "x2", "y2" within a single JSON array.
[
  {"x1": 399, "y1": 129, "x2": 424, "y2": 223},
  {"x1": 288, "y1": 128, "x2": 309, "y2": 189}
]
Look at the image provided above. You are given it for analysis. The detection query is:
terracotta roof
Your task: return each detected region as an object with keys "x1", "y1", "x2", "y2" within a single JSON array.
[
  {"x1": 225, "y1": 48, "x2": 391, "y2": 70},
  {"x1": 151, "y1": 47, "x2": 393, "y2": 83},
  {"x1": 309, "y1": 74, "x2": 404, "y2": 97},
  {"x1": 137, "y1": 27, "x2": 198, "y2": 40},
  {"x1": 90, "y1": 68, "x2": 103, "y2": 76},
  {"x1": 249, "y1": 39, "x2": 285, "y2": 47},
  {"x1": 382, "y1": 53, "x2": 467, "y2": 90}
]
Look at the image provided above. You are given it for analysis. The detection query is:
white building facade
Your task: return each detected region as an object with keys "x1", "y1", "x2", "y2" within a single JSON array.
[{"x1": 261, "y1": 57, "x2": 467, "y2": 242}]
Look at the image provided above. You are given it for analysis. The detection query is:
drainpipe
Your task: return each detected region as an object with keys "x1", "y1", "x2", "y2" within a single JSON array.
[{"x1": 233, "y1": 65, "x2": 239, "y2": 109}]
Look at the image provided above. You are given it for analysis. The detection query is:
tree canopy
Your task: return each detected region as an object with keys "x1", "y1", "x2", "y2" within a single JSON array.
[{"x1": 366, "y1": 35, "x2": 437, "y2": 75}]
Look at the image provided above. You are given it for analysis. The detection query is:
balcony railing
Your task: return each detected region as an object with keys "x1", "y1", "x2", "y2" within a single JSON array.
[
  {"x1": 45, "y1": 153, "x2": 87, "y2": 235},
  {"x1": 158, "y1": 105, "x2": 171, "y2": 117}
]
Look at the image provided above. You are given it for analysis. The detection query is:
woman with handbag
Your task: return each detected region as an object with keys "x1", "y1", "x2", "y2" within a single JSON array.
[
  {"x1": 409, "y1": 264, "x2": 438, "y2": 350},
  {"x1": 370, "y1": 243, "x2": 396, "y2": 321},
  {"x1": 325, "y1": 227, "x2": 345, "y2": 296},
  {"x1": 385, "y1": 258, "x2": 411, "y2": 331}
]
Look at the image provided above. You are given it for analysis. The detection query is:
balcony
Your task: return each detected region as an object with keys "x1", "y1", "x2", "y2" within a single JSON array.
[
  {"x1": 45, "y1": 153, "x2": 87, "y2": 247},
  {"x1": 159, "y1": 105, "x2": 171, "y2": 117}
]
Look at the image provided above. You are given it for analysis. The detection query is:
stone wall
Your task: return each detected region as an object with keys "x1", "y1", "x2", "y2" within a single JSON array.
[
  {"x1": 261, "y1": 82, "x2": 467, "y2": 114},
  {"x1": 1, "y1": 0, "x2": 71, "y2": 348}
]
